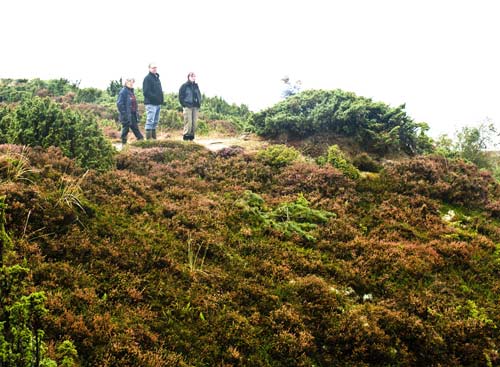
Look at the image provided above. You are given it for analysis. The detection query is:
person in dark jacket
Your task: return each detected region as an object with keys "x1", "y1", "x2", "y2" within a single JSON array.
[
  {"x1": 117, "y1": 78, "x2": 144, "y2": 144},
  {"x1": 178, "y1": 72, "x2": 202, "y2": 141},
  {"x1": 142, "y1": 63, "x2": 164, "y2": 140}
]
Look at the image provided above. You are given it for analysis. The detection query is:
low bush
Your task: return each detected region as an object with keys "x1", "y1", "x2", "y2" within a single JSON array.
[
  {"x1": 257, "y1": 144, "x2": 301, "y2": 168},
  {"x1": 235, "y1": 191, "x2": 335, "y2": 242},
  {"x1": 0, "y1": 97, "x2": 114, "y2": 171},
  {"x1": 352, "y1": 152, "x2": 382, "y2": 172},
  {"x1": 318, "y1": 145, "x2": 360, "y2": 179}
]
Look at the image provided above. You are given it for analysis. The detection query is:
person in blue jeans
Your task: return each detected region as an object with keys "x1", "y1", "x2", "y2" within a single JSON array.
[
  {"x1": 142, "y1": 63, "x2": 164, "y2": 139},
  {"x1": 116, "y1": 78, "x2": 144, "y2": 144}
]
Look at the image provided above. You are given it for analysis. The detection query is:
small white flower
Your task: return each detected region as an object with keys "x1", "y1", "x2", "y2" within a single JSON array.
[
  {"x1": 442, "y1": 209, "x2": 456, "y2": 222},
  {"x1": 344, "y1": 287, "x2": 356, "y2": 296}
]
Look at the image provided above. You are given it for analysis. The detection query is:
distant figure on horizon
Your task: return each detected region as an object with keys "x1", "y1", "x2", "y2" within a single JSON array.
[
  {"x1": 281, "y1": 75, "x2": 302, "y2": 99},
  {"x1": 142, "y1": 63, "x2": 164, "y2": 140},
  {"x1": 179, "y1": 72, "x2": 202, "y2": 141},
  {"x1": 116, "y1": 78, "x2": 144, "y2": 145}
]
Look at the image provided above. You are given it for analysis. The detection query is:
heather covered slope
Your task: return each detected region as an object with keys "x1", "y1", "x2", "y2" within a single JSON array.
[{"x1": 1, "y1": 141, "x2": 500, "y2": 366}]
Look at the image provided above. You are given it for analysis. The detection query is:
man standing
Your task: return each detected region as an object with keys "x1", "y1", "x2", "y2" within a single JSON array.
[
  {"x1": 178, "y1": 72, "x2": 202, "y2": 141},
  {"x1": 142, "y1": 63, "x2": 164, "y2": 139}
]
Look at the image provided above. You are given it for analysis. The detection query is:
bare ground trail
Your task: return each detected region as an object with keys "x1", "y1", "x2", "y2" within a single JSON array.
[
  {"x1": 182, "y1": 134, "x2": 266, "y2": 152},
  {"x1": 113, "y1": 131, "x2": 269, "y2": 153}
]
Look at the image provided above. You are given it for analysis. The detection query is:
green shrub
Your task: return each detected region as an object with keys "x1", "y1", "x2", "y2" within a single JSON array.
[
  {"x1": 251, "y1": 89, "x2": 430, "y2": 155},
  {"x1": 435, "y1": 123, "x2": 499, "y2": 174},
  {"x1": 74, "y1": 87, "x2": 103, "y2": 104},
  {"x1": 106, "y1": 79, "x2": 122, "y2": 97},
  {"x1": 1, "y1": 196, "x2": 72, "y2": 367},
  {"x1": 161, "y1": 109, "x2": 183, "y2": 130},
  {"x1": 196, "y1": 119, "x2": 210, "y2": 135},
  {"x1": 153, "y1": 93, "x2": 252, "y2": 133},
  {"x1": 1, "y1": 78, "x2": 79, "y2": 103},
  {"x1": 98, "y1": 118, "x2": 119, "y2": 128},
  {"x1": 0, "y1": 97, "x2": 114, "y2": 171},
  {"x1": 455, "y1": 123, "x2": 498, "y2": 168},
  {"x1": 235, "y1": 191, "x2": 335, "y2": 241},
  {"x1": 320, "y1": 145, "x2": 360, "y2": 179},
  {"x1": 352, "y1": 152, "x2": 382, "y2": 172},
  {"x1": 56, "y1": 340, "x2": 79, "y2": 367},
  {"x1": 257, "y1": 144, "x2": 301, "y2": 168},
  {"x1": 162, "y1": 92, "x2": 182, "y2": 110},
  {"x1": 494, "y1": 163, "x2": 500, "y2": 182},
  {"x1": 0, "y1": 105, "x2": 12, "y2": 142},
  {"x1": 200, "y1": 95, "x2": 252, "y2": 132}
]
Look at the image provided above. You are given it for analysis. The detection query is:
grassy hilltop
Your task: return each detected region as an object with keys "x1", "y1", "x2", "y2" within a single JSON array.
[{"x1": 0, "y1": 79, "x2": 499, "y2": 366}]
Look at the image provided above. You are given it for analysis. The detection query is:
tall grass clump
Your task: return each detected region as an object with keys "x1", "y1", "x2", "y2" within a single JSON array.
[{"x1": 0, "y1": 145, "x2": 33, "y2": 183}]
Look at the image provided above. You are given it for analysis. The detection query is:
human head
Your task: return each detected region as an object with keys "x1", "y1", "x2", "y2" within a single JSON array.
[
  {"x1": 187, "y1": 72, "x2": 196, "y2": 82},
  {"x1": 149, "y1": 63, "x2": 158, "y2": 73},
  {"x1": 124, "y1": 78, "x2": 135, "y2": 88}
]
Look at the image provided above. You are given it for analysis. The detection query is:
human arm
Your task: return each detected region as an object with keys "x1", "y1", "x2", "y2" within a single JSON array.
[
  {"x1": 116, "y1": 89, "x2": 130, "y2": 122},
  {"x1": 143, "y1": 76, "x2": 151, "y2": 101},
  {"x1": 178, "y1": 83, "x2": 186, "y2": 107}
]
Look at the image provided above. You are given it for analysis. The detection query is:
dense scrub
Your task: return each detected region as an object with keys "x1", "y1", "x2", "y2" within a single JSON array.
[
  {"x1": 1, "y1": 141, "x2": 499, "y2": 366},
  {"x1": 0, "y1": 79, "x2": 252, "y2": 136},
  {"x1": 251, "y1": 89, "x2": 433, "y2": 156},
  {"x1": 0, "y1": 97, "x2": 114, "y2": 171}
]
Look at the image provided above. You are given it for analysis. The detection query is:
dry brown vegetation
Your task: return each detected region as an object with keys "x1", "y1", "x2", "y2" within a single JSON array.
[{"x1": 1, "y1": 139, "x2": 499, "y2": 366}]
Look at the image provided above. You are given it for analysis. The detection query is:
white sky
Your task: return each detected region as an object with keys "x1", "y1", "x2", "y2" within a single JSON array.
[{"x1": 1, "y1": 0, "x2": 499, "y2": 140}]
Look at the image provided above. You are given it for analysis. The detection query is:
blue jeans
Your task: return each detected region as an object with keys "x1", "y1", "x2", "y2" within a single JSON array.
[{"x1": 145, "y1": 104, "x2": 161, "y2": 130}]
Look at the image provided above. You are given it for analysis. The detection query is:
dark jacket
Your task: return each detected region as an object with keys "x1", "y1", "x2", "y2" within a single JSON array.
[
  {"x1": 143, "y1": 72, "x2": 164, "y2": 105},
  {"x1": 116, "y1": 87, "x2": 138, "y2": 123},
  {"x1": 179, "y1": 81, "x2": 202, "y2": 108}
]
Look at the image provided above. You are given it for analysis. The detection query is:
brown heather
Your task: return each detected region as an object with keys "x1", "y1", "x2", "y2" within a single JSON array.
[{"x1": 1, "y1": 142, "x2": 499, "y2": 366}]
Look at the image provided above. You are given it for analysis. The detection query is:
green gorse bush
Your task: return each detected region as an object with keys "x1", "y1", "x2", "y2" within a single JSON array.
[
  {"x1": 252, "y1": 89, "x2": 431, "y2": 155},
  {"x1": 0, "y1": 97, "x2": 114, "y2": 171}
]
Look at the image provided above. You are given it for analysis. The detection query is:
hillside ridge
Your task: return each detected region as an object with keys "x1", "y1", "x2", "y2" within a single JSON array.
[
  {"x1": 1, "y1": 79, "x2": 499, "y2": 366},
  {"x1": 1, "y1": 140, "x2": 499, "y2": 366}
]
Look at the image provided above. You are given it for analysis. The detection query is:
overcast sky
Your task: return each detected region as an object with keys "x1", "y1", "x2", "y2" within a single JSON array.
[{"x1": 1, "y1": 0, "x2": 499, "y2": 140}]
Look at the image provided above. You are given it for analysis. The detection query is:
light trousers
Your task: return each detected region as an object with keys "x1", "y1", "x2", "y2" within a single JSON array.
[{"x1": 183, "y1": 107, "x2": 199, "y2": 137}]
